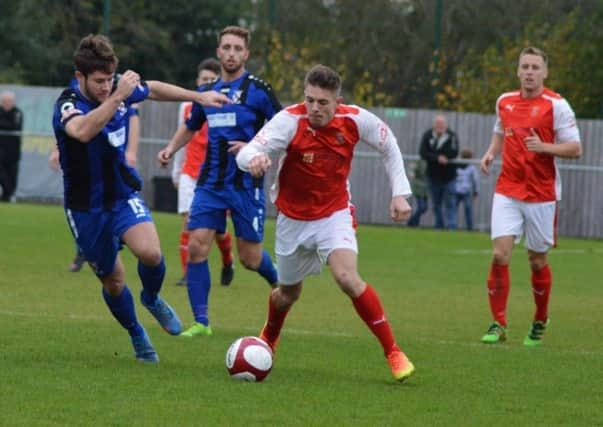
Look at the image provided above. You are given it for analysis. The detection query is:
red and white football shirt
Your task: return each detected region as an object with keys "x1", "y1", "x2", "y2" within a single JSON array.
[
  {"x1": 237, "y1": 102, "x2": 411, "y2": 220},
  {"x1": 493, "y1": 88, "x2": 580, "y2": 202}
]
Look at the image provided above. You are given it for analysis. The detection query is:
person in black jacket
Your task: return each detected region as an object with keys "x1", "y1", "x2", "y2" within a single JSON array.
[
  {"x1": 419, "y1": 114, "x2": 459, "y2": 229},
  {"x1": 0, "y1": 91, "x2": 23, "y2": 202}
]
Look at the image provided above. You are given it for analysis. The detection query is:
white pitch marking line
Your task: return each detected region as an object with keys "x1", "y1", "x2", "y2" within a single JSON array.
[
  {"x1": 1, "y1": 309, "x2": 601, "y2": 356},
  {"x1": 453, "y1": 248, "x2": 603, "y2": 255}
]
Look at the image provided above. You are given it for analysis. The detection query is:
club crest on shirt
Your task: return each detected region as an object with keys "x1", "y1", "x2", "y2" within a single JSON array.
[
  {"x1": 302, "y1": 152, "x2": 314, "y2": 163},
  {"x1": 336, "y1": 132, "x2": 345, "y2": 145},
  {"x1": 531, "y1": 106, "x2": 540, "y2": 117},
  {"x1": 231, "y1": 90, "x2": 243, "y2": 104},
  {"x1": 117, "y1": 102, "x2": 127, "y2": 115},
  {"x1": 505, "y1": 127, "x2": 514, "y2": 136}
]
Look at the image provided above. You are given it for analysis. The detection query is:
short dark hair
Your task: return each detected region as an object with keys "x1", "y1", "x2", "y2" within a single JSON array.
[
  {"x1": 519, "y1": 46, "x2": 548, "y2": 66},
  {"x1": 74, "y1": 34, "x2": 118, "y2": 76},
  {"x1": 198, "y1": 58, "x2": 220, "y2": 75},
  {"x1": 304, "y1": 65, "x2": 341, "y2": 95},
  {"x1": 219, "y1": 26, "x2": 250, "y2": 48},
  {"x1": 460, "y1": 148, "x2": 474, "y2": 159}
]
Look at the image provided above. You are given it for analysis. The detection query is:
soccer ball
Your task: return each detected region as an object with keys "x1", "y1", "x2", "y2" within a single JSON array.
[{"x1": 225, "y1": 336, "x2": 273, "y2": 382}]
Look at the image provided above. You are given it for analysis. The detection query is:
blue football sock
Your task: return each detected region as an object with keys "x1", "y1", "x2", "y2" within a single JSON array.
[
  {"x1": 102, "y1": 286, "x2": 144, "y2": 337},
  {"x1": 186, "y1": 260, "x2": 211, "y2": 326},
  {"x1": 257, "y1": 250, "x2": 278, "y2": 285},
  {"x1": 139, "y1": 256, "x2": 165, "y2": 305}
]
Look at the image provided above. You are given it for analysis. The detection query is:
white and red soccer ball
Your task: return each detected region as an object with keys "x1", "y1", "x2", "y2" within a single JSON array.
[{"x1": 225, "y1": 336, "x2": 273, "y2": 382}]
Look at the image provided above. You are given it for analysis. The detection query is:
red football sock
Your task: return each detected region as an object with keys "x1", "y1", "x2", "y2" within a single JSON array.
[
  {"x1": 487, "y1": 263, "x2": 510, "y2": 327},
  {"x1": 531, "y1": 264, "x2": 552, "y2": 322},
  {"x1": 351, "y1": 284, "x2": 399, "y2": 356},
  {"x1": 179, "y1": 231, "x2": 189, "y2": 274},
  {"x1": 216, "y1": 232, "x2": 234, "y2": 267},
  {"x1": 263, "y1": 291, "x2": 289, "y2": 344}
]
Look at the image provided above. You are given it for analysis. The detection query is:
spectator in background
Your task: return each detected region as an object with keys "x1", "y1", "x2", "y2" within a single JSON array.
[
  {"x1": 0, "y1": 91, "x2": 24, "y2": 202},
  {"x1": 454, "y1": 148, "x2": 479, "y2": 231},
  {"x1": 407, "y1": 158, "x2": 428, "y2": 227},
  {"x1": 171, "y1": 58, "x2": 235, "y2": 287},
  {"x1": 419, "y1": 114, "x2": 459, "y2": 229}
]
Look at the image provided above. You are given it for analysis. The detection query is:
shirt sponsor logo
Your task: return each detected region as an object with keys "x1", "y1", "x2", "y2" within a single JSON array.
[
  {"x1": 378, "y1": 122, "x2": 388, "y2": 146},
  {"x1": 207, "y1": 112, "x2": 237, "y2": 128},
  {"x1": 107, "y1": 126, "x2": 126, "y2": 147},
  {"x1": 531, "y1": 106, "x2": 540, "y2": 117}
]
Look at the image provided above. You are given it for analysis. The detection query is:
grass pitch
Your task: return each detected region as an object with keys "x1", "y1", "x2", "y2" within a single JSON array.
[{"x1": 0, "y1": 203, "x2": 602, "y2": 426}]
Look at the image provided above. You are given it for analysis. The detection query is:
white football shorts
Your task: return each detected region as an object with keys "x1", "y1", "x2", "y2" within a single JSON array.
[
  {"x1": 177, "y1": 173, "x2": 197, "y2": 214},
  {"x1": 275, "y1": 207, "x2": 358, "y2": 285},
  {"x1": 491, "y1": 193, "x2": 557, "y2": 252}
]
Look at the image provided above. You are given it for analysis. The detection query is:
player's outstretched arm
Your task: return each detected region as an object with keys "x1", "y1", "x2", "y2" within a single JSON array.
[
  {"x1": 146, "y1": 81, "x2": 230, "y2": 107},
  {"x1": 237, "y1": 110, "x2": 294, "y2": 174}
]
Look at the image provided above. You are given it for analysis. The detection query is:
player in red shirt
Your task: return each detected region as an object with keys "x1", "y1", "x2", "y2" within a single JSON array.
[
  {"x1": 479, "y1": 47, "x2": 581, "y2": 346},
  {"x1": 237, "y1": 64, "x2": 415, "y2": 382},
  {"x1": 171, "y1": 59, "x2": 234, "y2": 287}
]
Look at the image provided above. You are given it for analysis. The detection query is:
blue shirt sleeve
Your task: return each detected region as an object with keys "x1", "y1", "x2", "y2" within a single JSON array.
[
  {"x1": 126, "y1": 81, "x2": 150, "y2": 104},
  {"x1": 185, "y1": 98, "x2": 207, "y2": 131}
]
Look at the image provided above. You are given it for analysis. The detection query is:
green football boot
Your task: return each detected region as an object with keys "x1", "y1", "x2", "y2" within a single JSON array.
[
  {"x1": 481, "y1": 321, "x2": 507, "y2": 343},
  {"x1": 180, "y1": 322, "x2": 213, "y2": 338},
  {"x1": 523, "y1": 319, "x2": 550, "y2": 346}
]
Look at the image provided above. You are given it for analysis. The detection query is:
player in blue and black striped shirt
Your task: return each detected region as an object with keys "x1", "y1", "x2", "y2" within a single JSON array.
[
  {"x1": 158, "y1": 26, "x2": 280, "y2": 338},
  {"x1": 52, "y1": 34, "x2": 230, "y2": 362}
]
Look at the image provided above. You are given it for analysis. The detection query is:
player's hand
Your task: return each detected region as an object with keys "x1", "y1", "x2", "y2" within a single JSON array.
[
  {"x1": 48, "y1": 149, "x2": 61, "y2": 171},
  {"x1": 114, "y1": 70, "x2": 140, "y2": 101},
  {"x1": 437, "y1": 154, "x2": 449, "y2": 165},
  {"x1": 125, "y1": 150, "x2": 137, "y2": 167},
  {"x1": 390, "y1": 195, "x2": 411, "y2": 223},
  {"x1": 157, "y1": 147, "x2": 173, "y2": 168},
  {"x1": 227, "y1": 140, "x2": 247, "y2": 155},
  {"x1": 480, "y1": 153, "x2": 494, "y2": 175},
  {"x1": 248, "y1": 154, "x2": 271, "y2": 177},
  {"x1": 196, "y1": 91, "x2": 232, "y2": 108},
  {"x1": 524, "y1": 128, "x2": 547, "y2": 153}
]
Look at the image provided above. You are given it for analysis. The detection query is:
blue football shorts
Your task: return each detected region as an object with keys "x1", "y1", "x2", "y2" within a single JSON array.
[
  {"x1": 65, "y1": 194, "x2": 153, "y2": 277},
  {"x1": 188, "y1": 186, "x2": 266, "y2": 243}
]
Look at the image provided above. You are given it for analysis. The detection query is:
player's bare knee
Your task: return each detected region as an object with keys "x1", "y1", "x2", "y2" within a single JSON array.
[
  {"x1": 274, "y1": 287, "x2": 300, "y2": 309},
  {"x1": 528, "y1": 252, "x2": 547, "y2": 271},
  {"x1": 138, "y1": 248, "x2": 162, "y2": 266},
  {"x1": 332, "y1": 269, "x2": 358, "y2": 289},
  {"x1": 239, "y1": 253, "x2": 260, "y2": 270},
  {"x1": 491, "y1": 250, "x2": 510, "y2": 265},
  {"x1": 188, "y1": 240, "x2": 210, "y2": 262},
  {"x1": 101, "y1": 278, "x2": 125, "y2": 296}
]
